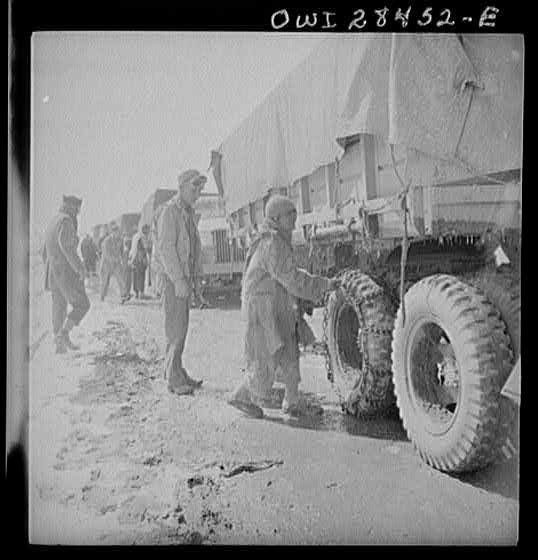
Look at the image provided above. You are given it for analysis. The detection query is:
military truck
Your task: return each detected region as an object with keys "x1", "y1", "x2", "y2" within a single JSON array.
[
  {"x1": 210, "y1": 34, "x2": 522, "y2": 473},
  {"x1": 116, "y1": 212, "x2": 141, "y2": 238},
  {"x1": 195, "y1": 193, "x2": 245, "y2": 300}
]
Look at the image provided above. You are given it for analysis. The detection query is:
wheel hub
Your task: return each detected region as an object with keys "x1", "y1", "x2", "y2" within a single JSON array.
[{"x1": 408, "y1": 322, "x2": 460, "y2": 432}]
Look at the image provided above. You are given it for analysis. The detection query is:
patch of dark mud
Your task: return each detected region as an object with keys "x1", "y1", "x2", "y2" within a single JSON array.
[
  {"x1": 126, "y1": 527, "x2": 208, "y2": 546},
  {"x1": 200, "y1": 505, "x2": 235, "y2": 537},
  {"x1": 187, "y1": 475, "x2": 206, "y2": 489},
  {"x1": 88, "y1": 320, "x2": 159, "y2": 368},
  {"x1": 71, "y1": 359, "x2": 154, "y2": 408},
  {"x1": 221, "y1": 459, "x2": 283, "y2": 478}
]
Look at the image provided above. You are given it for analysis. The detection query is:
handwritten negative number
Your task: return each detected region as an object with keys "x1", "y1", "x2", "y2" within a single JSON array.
[{"x1": 437, "y1": 9, "x2": 455, "y2": 26}]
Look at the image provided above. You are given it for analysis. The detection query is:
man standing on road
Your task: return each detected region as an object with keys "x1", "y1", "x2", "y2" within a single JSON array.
[
  {"x1": 157, "y1": 169, "x2": 207, "y2": 395},
  {"x1": 129, "y1": 224, "x2": 150, "y2": 299},
  {"x1": 122, "y1": 234, "x2": 133, "y2": 299},
  {"x1": 99, "y1": 222, "x2": 131, "y2": 304},
  {"x1": 228, "y1": 195, "x2": 340, "y2": 418},
  {"x1": 42, "y1": 195, "x2": 90, "y2": 354},
  {"x1": 80, "y1": 233, "x2": 98, "y2": 277}
]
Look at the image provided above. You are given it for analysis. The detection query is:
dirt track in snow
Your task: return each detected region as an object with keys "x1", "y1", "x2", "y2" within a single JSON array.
[{"x1": 29, "y1": 270, "x2": 519, "y2": 545}]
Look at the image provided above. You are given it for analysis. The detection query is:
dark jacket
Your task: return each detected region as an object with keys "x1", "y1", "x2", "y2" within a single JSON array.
[{"x1": 43, "y1": 211, "x2": 85, "y2": 291}]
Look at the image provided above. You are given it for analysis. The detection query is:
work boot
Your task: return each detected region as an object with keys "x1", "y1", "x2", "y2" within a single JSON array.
[
  {"x1": 167, "y1": 369, "x2": 195, "y2": 396},
  {"x1": 183, "y1": 370, "x2": 203, "y2": 388},
  {"x1": 256, "y1": 387, "x2": 285, "y2": 409},
  {"x1": 57, "y1": 319, "x2": 80, "y2": 351},
  {"x1": 228, "y1": 383, "x2": 264, "y2": 418},
  {"x1": 168, "y1": 383, "x2": 195, "y2": 396},
  {"x1": 281, "y1": 396, "x2": 323, "y2": 417}
]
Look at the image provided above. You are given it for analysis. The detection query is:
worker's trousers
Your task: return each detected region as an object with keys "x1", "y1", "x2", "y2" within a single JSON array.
[
  {"x1": 50, "y1": 275, "x2": 90, "y2": 335},
  {"x1": 162, "y1": 276, "x2": 191, "y2": 386},
  {"x1": 133, "y1": 265, "x2": 147, "y2": 295},
  {"x1": 99, "y1": 259, "x2": 128, "y2": 300}
]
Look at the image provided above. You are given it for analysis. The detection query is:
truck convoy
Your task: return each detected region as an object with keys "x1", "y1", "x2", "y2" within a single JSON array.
[{"x1": 209, "y1": 34, "x2": 523, "y2": 473}]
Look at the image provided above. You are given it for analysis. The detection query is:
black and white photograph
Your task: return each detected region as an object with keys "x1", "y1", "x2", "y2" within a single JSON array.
[{"x1": 8, "y1": 3, "x2": 523, "y2": 547}]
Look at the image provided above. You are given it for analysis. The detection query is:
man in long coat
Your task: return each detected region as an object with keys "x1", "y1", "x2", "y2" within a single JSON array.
[
  {"x1": 228, "y1": 195, "x2": 339, "y2": 418},
  {"x1": 80, "y1": 233, "x2": 98, "y2": 276},
  {"x1": 43, "y1": 195, "x2": 90, "y2": 353},
  {"x1": 157, "y1": 169, "x2": 207, "y2": 395}
]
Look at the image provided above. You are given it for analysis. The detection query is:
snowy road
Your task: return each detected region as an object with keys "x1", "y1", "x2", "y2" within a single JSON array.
[{"x1": 28, "y1": 275, "x2": 519, "y2": 545}]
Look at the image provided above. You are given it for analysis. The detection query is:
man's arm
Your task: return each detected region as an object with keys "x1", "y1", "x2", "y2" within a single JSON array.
[
  {"x1": 57, "y1": 218, "x2": 85, "y2": 277},
  {"x1": 265, "y1": 236, "x2": 329, "y2": 303},
  {"x1": 157, "y1": 205, "x2": 184, "y2": 285}
]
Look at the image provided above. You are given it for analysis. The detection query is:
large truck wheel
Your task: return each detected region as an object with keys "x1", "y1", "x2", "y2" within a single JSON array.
[
  {"x1": 391, "y1": 274, "x2": 515, "y2": 473},
  {"x1": 472, "y1": 275, "x2": 520, "y2": 359},
  {"x1": 472, "y1": 274, "x2": 520, "y2": 457},
  {"x1": 324, "y1": 270, "x2": 396, "y2": 417}
]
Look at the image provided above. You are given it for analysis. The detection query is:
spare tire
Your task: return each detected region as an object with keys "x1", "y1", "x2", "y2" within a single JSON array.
[
  {"x1": 323, "y1": 270, "x2": 396, "y2": 417},
  {"x1": 391, "y1": 274, "x2": 515, "y2": 473}
]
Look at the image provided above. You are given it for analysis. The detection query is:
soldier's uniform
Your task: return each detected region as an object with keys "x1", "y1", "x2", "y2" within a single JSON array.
[
  {"x1": 43, "y1": 195, "x2": 90, "y2": 353},
  {"x1": 230, "y1": 196, "x2": 330, "y2": 417}
]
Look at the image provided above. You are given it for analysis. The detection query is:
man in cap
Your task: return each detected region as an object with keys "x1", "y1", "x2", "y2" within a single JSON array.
[
  {"x1": 42, "y1": 195, "x2": 90, "y2": 353},
  {"x1": 157, "y1": 169, "x2": 207, "y2": 395},
  {"x1": 80, "y1": 232, "x2": 98, "y2": 278},
  {"x1": 99, "y1": 221, "x2": 131, "y2": 304},
  {"x1": 228, "y1": 195, "x2": 340, "y2": 418}
]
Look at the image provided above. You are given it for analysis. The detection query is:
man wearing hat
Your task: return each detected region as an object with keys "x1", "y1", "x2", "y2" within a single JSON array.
[
  {"x1": 157, "y1": 169, "x2": 207, "y2": 395},
  {"x1": 99, "y1": 221, "x2": 131, "y2": 304},
  {"x1": 228, "y1": 194, "x2": 340, "y2": 418},
  {"x1": 43, "y1": 195, "x2": 90, "y2": 353}
]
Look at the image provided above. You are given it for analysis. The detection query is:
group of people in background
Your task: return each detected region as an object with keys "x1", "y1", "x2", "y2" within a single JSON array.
[
  {"x1": 42, "y1": 195, "x2": 155, "y2": 355},
  {"x1": 42, "y1": 168, "x2": 340, "y2": 418},
  {"x1": 78, "y1": 220, "x2": 153, "y2": 304}
]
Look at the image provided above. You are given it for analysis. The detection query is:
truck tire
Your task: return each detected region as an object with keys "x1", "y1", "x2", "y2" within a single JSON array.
[
  {"x1": 391, "y1": 274, "x2": 515, "y2": 473},
  {"x1": 324, "y1": 270, "x2": 396, "y2": 417},
  {"x1": 473, "y1": 275, "x2": 520, "y2": 359},
  {"x1": 472, "y1": 274, "x2": 520, "y2": 458}
]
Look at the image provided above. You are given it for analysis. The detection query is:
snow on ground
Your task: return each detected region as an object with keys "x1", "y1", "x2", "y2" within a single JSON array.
[{"x1": 28, "y1": 256, "x2": 519, "y2": 545}]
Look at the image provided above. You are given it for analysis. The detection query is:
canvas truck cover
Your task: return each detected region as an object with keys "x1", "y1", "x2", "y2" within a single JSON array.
[
  {"x1": 118, "y1": 213, "x2": 141, "y2": 237},
  {"x1": 213, "y1": 34, "x2": 523, "y2": 217}
]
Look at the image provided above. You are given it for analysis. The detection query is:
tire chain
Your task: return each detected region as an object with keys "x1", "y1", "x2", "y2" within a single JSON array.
[{"x1": 321, "y1": 272, "x2": 393, "y2": 413}]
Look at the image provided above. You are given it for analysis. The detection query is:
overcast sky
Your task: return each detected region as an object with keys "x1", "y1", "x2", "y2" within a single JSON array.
[{"x1": 30, "y1": 32, "x2": 324, "y2": 236}]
